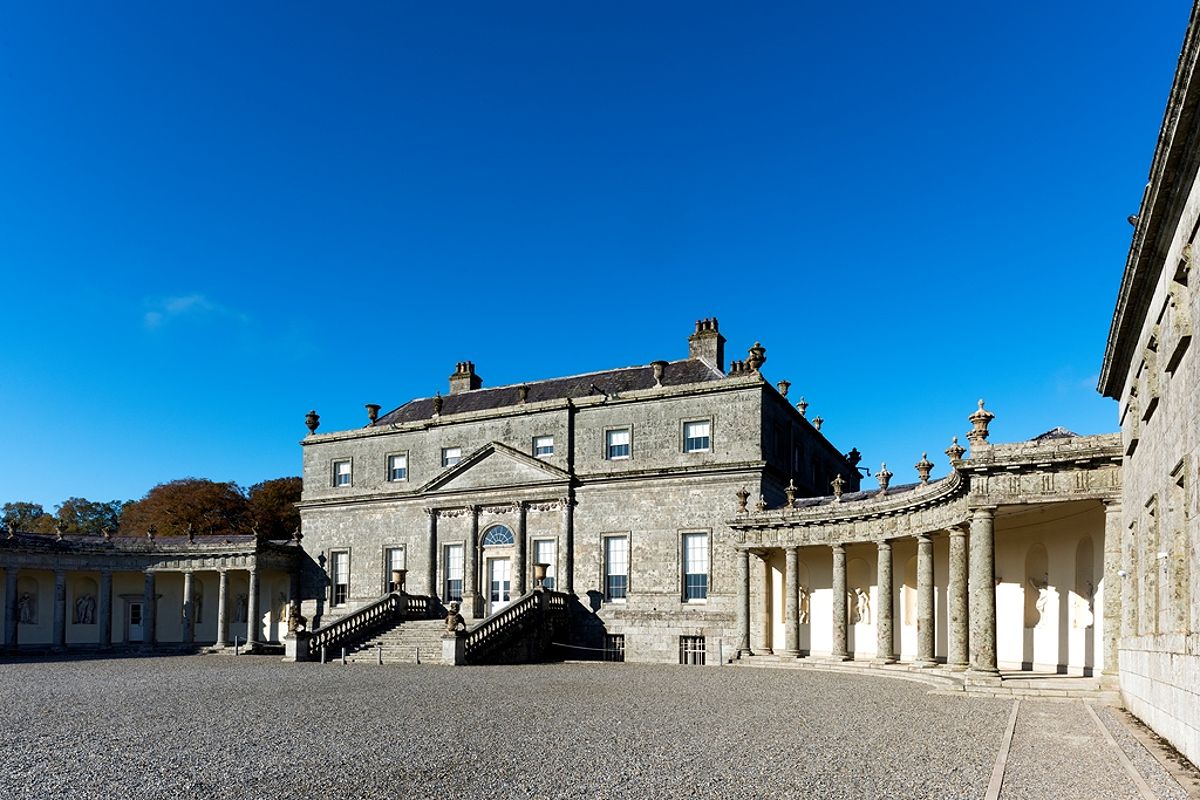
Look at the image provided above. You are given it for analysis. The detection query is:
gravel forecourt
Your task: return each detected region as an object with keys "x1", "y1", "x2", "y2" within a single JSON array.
[{"x1": 1, "y1": 656, "x2": 1017, "y2": 799}]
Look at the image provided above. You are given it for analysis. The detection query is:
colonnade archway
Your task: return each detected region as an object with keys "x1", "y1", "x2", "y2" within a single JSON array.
[{"x1": 737, "y1": 499, "x2": 1110, "y2": 675}]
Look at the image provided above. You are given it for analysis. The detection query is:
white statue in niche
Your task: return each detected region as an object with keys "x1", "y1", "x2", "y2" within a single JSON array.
[
  {"x1": 234, "y1": 593, "x2": 248, "y2": 624},
  {"x1": 192, "y1": 590, "x2": 203, "y2": 625},
  {"x1": 1073, "y1": 581, "x2": 1095, "y2": 629},
  {"x1": 1026, "y1": 575, "x2": 1056, "y2": 628},
  {"x1": 276, "y1": 591, "x2": 288, "y2": 625},
  {"x1": 73, "y1": 594, "x2": 96, "y2": 624},
  {"x1": 17, "y1": 592, "x2": 36, "y2": 624},
  {"x1": 798, "y1": 586, "x2": 810, "y2": 624},
  {"x1": 854, "y1": 587, "x2": 871, "y2": 625}
]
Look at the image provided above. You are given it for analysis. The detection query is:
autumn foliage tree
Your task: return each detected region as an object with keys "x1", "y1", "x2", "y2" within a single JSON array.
[
  {"x1": 247, "y1": 477, "x2": 302, "y2": 539},
  {"x1": 118, "y1": 477, "x2": 301, "y2": 538},
  {"x1": 120, "y1": 478, "x2": 251, "y2": 537}
]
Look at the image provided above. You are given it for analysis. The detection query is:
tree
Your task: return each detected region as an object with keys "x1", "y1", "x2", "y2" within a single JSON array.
[
  {"x1": 1, "y1": 502, "x2": 54, "y2": 533},
  {"x1": 54, "y1": 497, "x2": 123, "y2": 535},
  {"x1": 247, "y1": 477, "x2": 302, "y2": 540},
  {"x1": 120, "y1": 478, "x2": 250, "y2": 537}
]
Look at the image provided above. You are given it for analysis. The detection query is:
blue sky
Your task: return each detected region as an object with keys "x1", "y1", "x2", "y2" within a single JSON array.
[{"x1": 0, "y1": 2, "x2": 1189, "y2": 509}]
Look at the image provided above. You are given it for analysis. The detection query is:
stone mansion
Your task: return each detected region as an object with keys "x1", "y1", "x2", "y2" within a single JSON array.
[{"x1": 3, "y1": 0, "x2": 1200, "y2": 773}]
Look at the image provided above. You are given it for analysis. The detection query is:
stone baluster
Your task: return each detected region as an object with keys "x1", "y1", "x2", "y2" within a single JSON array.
[
  {"x1": 947, "y1": 526, "x2": 969, "y2": 669},
  {"x1": 783, "y1": 547, "x2": 800, "y2": 657},
  {"x1": 215, "y1": 570, "x2": 229, "y2": 648},
  {"x1": 1102, "y1": 500, "x2": 1123, "y2": 679},
  {"x1": 514, "y1": 501, "x2": 528, "y2": 596},
  {"x1": 876, "y1": 540, "x2": 896, "y2": 664},
  {"x1": 968, "y1": 506, "x2": 998, "y2": 673},
  {"x1": 98, "y1": 570, "x2": 112, "y2": 650},
  {"x1": 52, "y1": 570, "x2": 66, "y2": 652},
  {"x1": 142, "y1": 572, "x2": 157, "y2": 652},
  {"x1": 4, "y1": 568, "x2": 18, "y2": 652},
  {"x1": 181, "y1": 571, "x2": 194, "y2": 646},
  {"x1": 915, "y1": 533, "x2": 936, "y2": 667},
  {"x1": 831, "y1": 543, "x2": 849, "y2": 661},
  {"x1": 246, "y1": 567, "x2": 260, "y2": 650},
  {"x1": 736, "y1": 548, "x2": 751, "y2": 656}
]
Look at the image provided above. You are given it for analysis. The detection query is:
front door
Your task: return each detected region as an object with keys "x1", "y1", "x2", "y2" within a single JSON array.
[
  {"x1": 127, "y1": 601, "x2": 144, "y2": 643},
  {"x1": 488, "y1": 558, "x2": 511, "y2": 615}
]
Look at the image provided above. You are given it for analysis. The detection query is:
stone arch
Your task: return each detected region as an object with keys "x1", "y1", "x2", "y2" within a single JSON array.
[
  {"x1": 1024, "y1": 543, "x2": 1050, "y2": 628},
  {"x1": 482, "y1": 525, "x2": 514, "y2": 546}
]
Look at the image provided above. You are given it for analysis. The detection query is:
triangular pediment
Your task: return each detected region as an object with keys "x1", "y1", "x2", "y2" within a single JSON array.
[{"x1": 420, "y1": 442, "x2": 570, "y2": 494}]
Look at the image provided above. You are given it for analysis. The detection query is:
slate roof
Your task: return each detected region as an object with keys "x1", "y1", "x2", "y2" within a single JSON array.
[
  {"x1": 1031, "y1": 426, "x2": 1079, "y2": 442},
  {"x1": 374, "y1": 359, "x2": 726, "y2": 425}
]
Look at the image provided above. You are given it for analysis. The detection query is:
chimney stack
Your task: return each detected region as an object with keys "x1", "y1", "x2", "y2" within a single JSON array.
[
  {"x1": 449, "y1": 361, "x2": 482, "y2": 394},
  {"x1": 688, "y1": 318, "x2": 726, "y2": 373}
]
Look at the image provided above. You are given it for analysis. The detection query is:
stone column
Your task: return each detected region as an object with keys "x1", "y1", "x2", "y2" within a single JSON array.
[
  {"x1": 736, "y1": 548, "x2": 751, "y2": 656},
  {"x1": 215, "y1": 570, "x2": 229, "y2": 648},
  {"x1": 831, "y1": 543, "x2": 849, "y2": 661},
  {"x1": 98, "y1": 570, "x2": 112, "y2": 650},
  {"x1": 142, "y1": 572, "x2": 157, "y2": 651},
  {"x1": 1102, "y1": 500, "x2": 1123, "y2": 678},
  {"x1": 876, "y1": 540, "x2": 896, "y2": 663},
  {"x1": 562, "y1": 496, "x2": 575, "y2": 595},
  {"x1": 947, "y1": 525, "x2": 969, "y2": 669},
  {"x1": 752, "y1": 552, "x2": 773, "y2": 655},
  {"x1": 783, "y1": 547, "x2": 800, "y2": 657},
  {"x1": 181, "y1": 571, "x2": 194, "y2": 646},
  {"x1": 968, "y1": 506, "x2": 998, "y2": 674},
  {"x1": 52, "y1": 569, "x2": 66, "y2": 652},
  {"x1": 513, "y1": 501, "x2": 528, "y2": 596},
  {"x1": 426, "y1": 509, "x2": 438, "y2": 599},
  {"x1": 246, "y1": 566, "x2": 260, "y2": 649},
  {"x1": 465, "y1": 505, "x2": 480, "y2": 616},
  {"x1": 915, "y1": 533, "x2": 936, "y2": 666},
  {"x1": 4, "y1": 567, "x2": 18, "y2": 652}
]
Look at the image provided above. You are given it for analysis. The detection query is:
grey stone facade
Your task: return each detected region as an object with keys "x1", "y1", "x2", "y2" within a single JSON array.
[
  {"x1": 297, "y1": 319, "x2": 861, "y2": 662},
  {"x1": 1098, "y1": 1, "x2": 1200, "y2": 767}
]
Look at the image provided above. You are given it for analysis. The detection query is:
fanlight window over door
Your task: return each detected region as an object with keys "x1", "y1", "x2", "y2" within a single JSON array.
[{"x1": 482, "y1": 525, "x2": 515, "y2": 546}]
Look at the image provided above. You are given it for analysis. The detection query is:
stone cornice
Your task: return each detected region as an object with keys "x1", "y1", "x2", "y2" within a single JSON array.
[{"x1": 300, "y1": 374, "x2": 765, "y2": 446}]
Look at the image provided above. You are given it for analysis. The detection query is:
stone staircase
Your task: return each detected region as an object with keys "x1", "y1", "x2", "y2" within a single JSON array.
[{"x1": 342, "y1": 620, "x2": 449, "y2": 665}]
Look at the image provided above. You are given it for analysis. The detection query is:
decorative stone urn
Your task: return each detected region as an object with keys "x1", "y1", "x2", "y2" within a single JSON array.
[
  {"x1": 533, "y1": 562, "x2": 550, "y2": 589},
  {"x1": 305, "y1": 409, "x2": 320, "y2": 435},
  {"x1": 391, "y1": 569, "x2": 407, "y2": 594}
]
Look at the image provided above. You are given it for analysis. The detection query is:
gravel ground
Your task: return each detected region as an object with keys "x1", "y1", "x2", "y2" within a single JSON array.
[
  {"x1": 0, "y1": 656, "x2": 1012, "y2": 799},
  {"x1": 1098, "y1": 706, "x2": 1194, "y2": 800},
  {"x1": 1000, "y1": 700, "x2": 1141, "y2": 800}
]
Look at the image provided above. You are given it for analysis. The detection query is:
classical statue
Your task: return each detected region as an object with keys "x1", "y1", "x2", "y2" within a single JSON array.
[
  {"x1": 1073, "y1": 581, "x2": 1095, "y2": 629},
  {"x1": 798, "y1": 586, "x2": 810, "y2": 625},
  {"x1": 854, "y1": 587, "x2": 871, "y2": 625},
  {"x1": 444, "y1": 600, "x2": 466, "y2": 635},
  {"x1": 17, "y1": 592, "x2": 36, "y2": 624},
  {"x1": 1026, "y1": 576, "x2": 1055, "y2": 628},
  {"x1": 73, "y1": 594, "x2": 96, "y2": 625},
  {"x1": 234, "y1": 593, "x2": 248, "y2": 624},
  {"x1": 287, "y1": 601, "x2": 305, "y2": 634}
]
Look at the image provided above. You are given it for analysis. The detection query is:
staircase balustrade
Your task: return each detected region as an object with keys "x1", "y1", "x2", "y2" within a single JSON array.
[
  {"x1": 306, "y1": 592, "x2": 432, "y2": 659},
  {"x1": 463, "y1": 589, "x2": 568, "y2": 665}
]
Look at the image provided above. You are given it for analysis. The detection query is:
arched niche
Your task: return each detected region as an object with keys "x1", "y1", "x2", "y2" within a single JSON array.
[
  {"x1": 847, "y1": 557, "x2": 871, "y2": 624},
  {"x1": 72, "y1": 577, "x2": 98, "y2": 625},
  {"x1": 16, "y1": 576, "x2": 39, "y2": 624},
  {"x1": 1024, "y1": 543, "x2": 1050, "y2": 628},
  {"x1": 1073, "y1": 537, "x2": 1095, "y2": 629}
]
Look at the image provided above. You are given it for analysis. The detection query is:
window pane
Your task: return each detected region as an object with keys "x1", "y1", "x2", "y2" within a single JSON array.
[
  {"x1": 683, "y1": 533, "x2": 708, "y2": 600},
  {"x1": 605, "y1": 536, "x2": 629, "y2": 600},
  {"x1": 389, "y1": 454, "x2": 407, "y2": 480},
  {"x1": 608, "y1": 429, "x2": 629, "y2": 446}
]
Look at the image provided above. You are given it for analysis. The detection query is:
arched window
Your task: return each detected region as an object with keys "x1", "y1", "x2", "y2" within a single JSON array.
[{"x1": 482, "y1": 525, "x2": 514, "y2": 546}]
